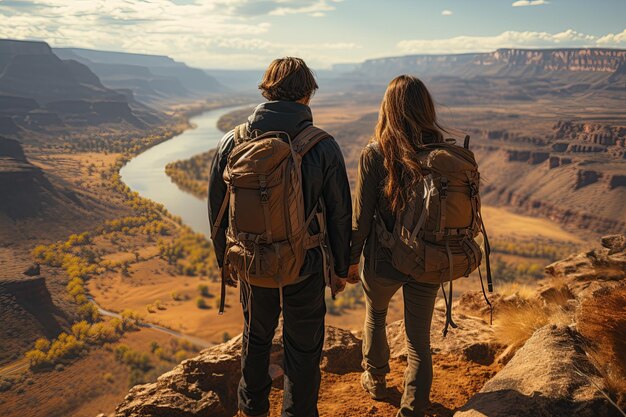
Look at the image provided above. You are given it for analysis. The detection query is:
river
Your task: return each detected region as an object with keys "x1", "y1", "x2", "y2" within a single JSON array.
[{"x1": 120, "y1": 106, "x2": 245, "y2": 237}]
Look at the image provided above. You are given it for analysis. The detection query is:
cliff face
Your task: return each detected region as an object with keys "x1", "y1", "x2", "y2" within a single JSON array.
[
  {"x1": 0, "y1": 275, "x2": 67, "y2": 364},
  {"x1": 115, "y1": 235, "x2": 625, "y2": 417},
  {"x1": 472, "y1": 118, "x2": 626, "y2": 236},
  {"x1": 359, "y1": 48, "x2": 626, "y2": 77},
  {"x1": 0, "y1": 39, "x2": 158, "y2": 129},
  {"x1": 487, "y1": 48, "x2": 626, "y2": 73}
]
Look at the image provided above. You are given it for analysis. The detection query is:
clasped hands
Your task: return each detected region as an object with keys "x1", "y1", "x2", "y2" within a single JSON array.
[{"x1": 330, "y1": 263, "x2": 361, "y2": 297}]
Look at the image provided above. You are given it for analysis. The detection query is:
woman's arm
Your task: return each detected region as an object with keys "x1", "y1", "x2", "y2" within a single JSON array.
[{"x1": 350, "y1": 145, "x2": 380, "y2": 268}]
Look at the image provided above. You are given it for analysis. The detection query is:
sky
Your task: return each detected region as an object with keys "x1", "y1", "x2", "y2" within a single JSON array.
[{"x1": 1, "y1": 0, "x2": 625, "y2": 69}]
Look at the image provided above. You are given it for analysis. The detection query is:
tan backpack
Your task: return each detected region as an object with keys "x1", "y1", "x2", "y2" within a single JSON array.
[
  {"x1": 373, "y1": 136, "x2": 493, "y2": 335},
  {"x1": 211, "y1": 124, "x2": 332, "y2": 312}
]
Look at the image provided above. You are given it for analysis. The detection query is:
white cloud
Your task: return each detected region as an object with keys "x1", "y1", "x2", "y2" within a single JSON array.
[
  {"x1": 512, "y1": 0, "x2": 549, "y2": 7},
  {"x1": 441, "y1": 10, "x2": 453, "y2": 16},
  {"x1": 397, "y1": 29, "x2": 626, "y2": 54},
  {"x1": 269, "y1": 0, "x2": 342, "y2": 17},
  {"x1": 596, "y1": 28, "x2": 626, "y2": 46},
  {"x1": 0, "y1": 0, "x2": 352, "y2": 68}
]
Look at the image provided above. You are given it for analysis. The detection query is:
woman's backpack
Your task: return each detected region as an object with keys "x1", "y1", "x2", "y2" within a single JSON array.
[
  {"x1": 374, "y1": 136, "x2": 493, "y2": 335},
  {"x1": 211, "y1": 124, "x2": 332, "y2": 312}
]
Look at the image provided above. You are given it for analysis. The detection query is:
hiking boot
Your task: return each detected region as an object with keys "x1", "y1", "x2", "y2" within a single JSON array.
[{"x1": 361, "y1": 371, "x2": 387, "y2": 400}]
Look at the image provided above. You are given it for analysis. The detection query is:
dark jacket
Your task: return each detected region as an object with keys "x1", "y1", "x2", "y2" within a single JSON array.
[
  {"x1": 350, "y1": 135, "x2": 439, "y2": 281},
  {"x1": 208, "y1": 100, "x2": 352, "y2": 279}
]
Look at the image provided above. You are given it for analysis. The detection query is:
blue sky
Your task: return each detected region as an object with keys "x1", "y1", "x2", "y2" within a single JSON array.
[{"x1": 1, "y1": 0, "x2": 625, "y2": 69}]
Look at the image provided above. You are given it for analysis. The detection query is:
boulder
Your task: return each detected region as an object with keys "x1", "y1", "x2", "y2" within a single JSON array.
[
  {"x1": 544, "y1": 233, "x2": 626, "y2": 300},
  {"x1": 115, "y1": 325, "x2": 362, "y2": 417},
  {"x1": 454, "y1": 325, "x2": 619, "y2": 417}
]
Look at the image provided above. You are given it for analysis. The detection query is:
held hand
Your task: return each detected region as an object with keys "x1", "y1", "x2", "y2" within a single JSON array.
[
  {"x1": 331, "y1": 276, "x2": 347, "y2": 298},
  {"x1": 346, "y1": 263, "x2": 360, "y2": 284}
]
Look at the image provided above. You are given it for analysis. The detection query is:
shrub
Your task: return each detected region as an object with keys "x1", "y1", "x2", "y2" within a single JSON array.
[
  {"x1": 34, "y1": 338, "x2": 50, "y2": 351},
  {"x1": 494, "y1": 300, "x2": 570, "y2": 350},
  {"x1": 25, "y1": 349, "x2": 49, "y2": 369},
  {"x1": 71, "y1": 321, "x2": 91, "y2": 340},
  {"x1": 196, "y1": 297, "x2": 208, "y2": 309},
  {"x1": 198, "y1": 284, "x2": 210, "y2": 297},
  {"x1": 0, "y1": 377, "x2": 14, "y2": 392},
  {"x1": 88, "y1": 322, "x2": 119, "y2": 343}
]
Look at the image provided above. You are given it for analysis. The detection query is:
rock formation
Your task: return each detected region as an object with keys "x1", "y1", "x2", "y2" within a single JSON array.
[
  {"x1": 115, "y1": 325, "x2": 363, "y2": 417},
  {"x1": 455, "y1": 325, "x2": 618, "y2": 417},
  {"x1": 115, "y1": 235, "x2": 625, "y2": 417},
  {"x1": 0, "y1": 39, "x2": 159, "y2": 129}
]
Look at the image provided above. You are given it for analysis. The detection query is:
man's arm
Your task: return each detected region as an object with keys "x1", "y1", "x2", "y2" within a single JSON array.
[
  {"x1": 208, "y1": 131, "x2": 235, "y2": 268},
  {"x1": 321, "y1": 138, "x2": 352, "y2": 278}
]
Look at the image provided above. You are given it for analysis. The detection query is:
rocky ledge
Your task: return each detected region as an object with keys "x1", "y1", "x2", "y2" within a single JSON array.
[{"x1": 115, "y1": 235, "x2": 625, "y2": 417}]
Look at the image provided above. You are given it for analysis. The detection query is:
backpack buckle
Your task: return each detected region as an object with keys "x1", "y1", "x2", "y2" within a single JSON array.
[
  {"x1": 469, "y1": 182, "x2": 478, "y2": 197},
  {"x1": 260, "y1": 187, "x2": 269, "y2": 203}
]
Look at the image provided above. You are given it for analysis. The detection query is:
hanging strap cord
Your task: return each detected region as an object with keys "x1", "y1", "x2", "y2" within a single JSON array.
[
  {"x1": 315, "y1": 199, "x2": 334, "y2": 297},
  {"x1": 441, "y1": 240, "x2": 459, "y2": 337},
  {"x1": 477, "y1": 210, "x2": 494, "y2": 325}
]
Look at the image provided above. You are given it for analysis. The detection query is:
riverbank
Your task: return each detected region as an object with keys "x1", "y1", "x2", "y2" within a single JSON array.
[{"x1": 1, "y1": 101, "x2": 249, "y2": 417}]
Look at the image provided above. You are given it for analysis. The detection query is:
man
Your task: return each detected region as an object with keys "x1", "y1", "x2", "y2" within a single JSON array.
[{"x1": 208, "y1": 57, "x2": 351, "y2": 417}]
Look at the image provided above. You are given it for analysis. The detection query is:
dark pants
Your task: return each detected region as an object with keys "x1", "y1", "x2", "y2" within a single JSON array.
[
  {"x1": 238, "y1": 273, "x2": 326, "y2": 417},
  {"x1": 361, "y1": 267, "x2": 439, "y2": 417}
]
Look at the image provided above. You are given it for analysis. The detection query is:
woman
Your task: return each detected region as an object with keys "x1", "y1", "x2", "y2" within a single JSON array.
[{"x1": 348, "y1": 75, "x2": 445, "y2": 417}]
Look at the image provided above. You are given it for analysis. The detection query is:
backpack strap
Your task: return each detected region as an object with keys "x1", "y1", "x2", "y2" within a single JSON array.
[
  {"x1": 211, "y1": 187, "x2": 230, "y2": 241},
  {"x1": 292, "y1": 125, "x2": 331, "y2": 156},
  {"x1": 233, "y1": 123, "x2": 248, "y2": 145}
]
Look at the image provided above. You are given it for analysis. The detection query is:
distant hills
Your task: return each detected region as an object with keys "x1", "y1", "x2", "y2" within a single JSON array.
[
  {"x1": 0, "y1": 39, "x2": 230, "y2": 137},
  {"x1": 54, "y1": 47, "x2": 226, "y2": 105},
  {"x1": 0, "y1": 39, "x2": 162, "y2": 132}
]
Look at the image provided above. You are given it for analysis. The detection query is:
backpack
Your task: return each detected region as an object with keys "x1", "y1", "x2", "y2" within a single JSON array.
[
  {"x1": 373, "y1": 136, "x2": 493, "y2": 335},
  {"x1": 211, "y1": 123, "x2": 332, "y2": 313}
]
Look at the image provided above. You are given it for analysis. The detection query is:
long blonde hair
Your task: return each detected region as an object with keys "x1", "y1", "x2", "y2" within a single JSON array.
[{"x1": 373, "y1": 75, "x2": 444, "y2": 214}]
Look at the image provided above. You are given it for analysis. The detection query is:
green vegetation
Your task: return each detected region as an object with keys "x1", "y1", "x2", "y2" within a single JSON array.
[
  {"x1": 24, "y1": 313, "x2": 141, "y2": 370},
  {"x1": 327, "y1": 283, "x2": 365, "y2": 316},
  {"x1": 198, "y1": 284, "x2": 210, "y2": 297},
  {"x1": 113, "y1": 338, "x2": 200, "y2": 388},
  {"x1": 164, "y1": 150, "x2": 214, "y2": 199},
  {"x1": 158, "y1": 229, "x2": 218, "y2": 278},
  {"x1": 216, "y1": 107, "x2": 254, "y2": 133},
  {"x1": 490, "y1": 237, "x2": 580, "y2": 262},
  {"x1": 485, "y1": 236, "x2": 582, "y2": 282},
  {"x1": 62, "y1": 123, "x2": 188, "y2": 154},
  {"x1": 196, "y1": 297, "x2": 208, "y2": 309}
]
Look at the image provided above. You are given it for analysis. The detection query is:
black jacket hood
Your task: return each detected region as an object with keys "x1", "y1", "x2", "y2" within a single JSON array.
[{"x1": 246, "y1": 100, "x2": 313, "y2": 139}]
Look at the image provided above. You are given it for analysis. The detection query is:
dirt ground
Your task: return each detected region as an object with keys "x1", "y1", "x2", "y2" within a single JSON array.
[{"x1": 267, "y1": 353, "x2": 499, "y2": 417}]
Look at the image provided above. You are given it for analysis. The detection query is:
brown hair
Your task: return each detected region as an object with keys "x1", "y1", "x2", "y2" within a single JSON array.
[
  {"x1": 258, "y1": 57, "x2": 318, "y2": 101},
  {"x1": 373, "y1": 75, "x2": 445, "y2": 214}
]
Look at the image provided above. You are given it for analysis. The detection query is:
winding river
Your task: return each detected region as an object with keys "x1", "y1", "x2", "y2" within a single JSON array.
[{"x1": 120, "y1": 106, "x2": 245, "y2": 237}]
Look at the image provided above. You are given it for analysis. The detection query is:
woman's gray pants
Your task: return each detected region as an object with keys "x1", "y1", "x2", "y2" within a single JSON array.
[{"x1": 361, "y1": 269, "x2": 439, "y2": 417}]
